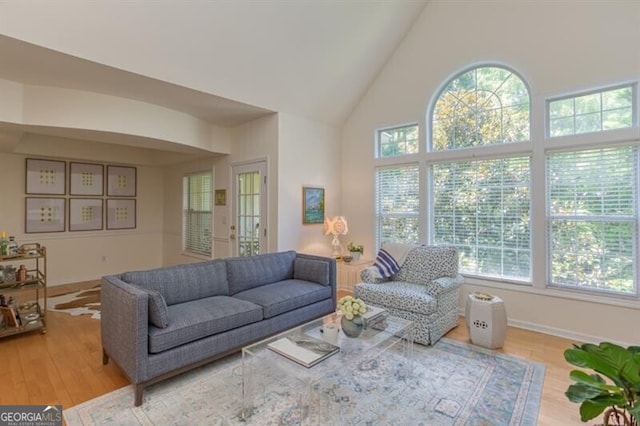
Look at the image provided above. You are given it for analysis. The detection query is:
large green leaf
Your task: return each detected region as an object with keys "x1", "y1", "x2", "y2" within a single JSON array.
[
  {"x1": 590, "y1": 393, "x2": 629, "y2": 407},
  {"x1": 620, "y1": 358, "x2": 640, "y2": 387},
  {"x1": 565, "y1": 343, "x2": 629, "y2": 387},
  {"x1": 566, "y1": 383, "x2": 608, "y2": 403},
  {"x1": 580, "y1": 401, "x2": 606, "y2": 422},
  {"x1": 569, "y1": 370, "x2": 620, "y2": 392}
]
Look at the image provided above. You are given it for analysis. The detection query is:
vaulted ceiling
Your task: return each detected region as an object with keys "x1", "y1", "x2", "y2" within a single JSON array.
[{"x1": 0, "y1": 0, "x2": 428, "y2": 135}]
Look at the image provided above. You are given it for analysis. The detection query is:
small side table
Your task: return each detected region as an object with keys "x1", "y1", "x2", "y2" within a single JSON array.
[
  {"x1": 336, "y1": 259, "x2": 373, "y2": 293},
  {"x1": 465, "y1": 292, "x2": 507, "y2": 349}
]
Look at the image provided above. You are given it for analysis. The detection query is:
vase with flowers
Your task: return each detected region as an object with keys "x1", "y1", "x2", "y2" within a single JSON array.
[{"x1": 337, "y1": 295, "x2": 367, "y2": 338}]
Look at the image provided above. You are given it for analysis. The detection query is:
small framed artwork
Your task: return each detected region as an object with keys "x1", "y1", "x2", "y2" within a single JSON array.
[
  {"x1": 107, "y1": 165, "x2": 136, "y2": 197},
  {"x1": 70, "y1": 162, "x2": 104, "y2": 196},
  {"x1": 215, "y1": 189, "x2": 226, "y2": 206},
  {"x1": 69, "y1": 198, "x2": 103, "y2": 231},
  {"x1": 106, "y1": 198, "x2": 136, "y2": 230},
  {"x1": 26, "y1": 158, "x2": 66, "y2": 195},
  {"x1": 302, "y1": 186, "x2": 325, "y2": 224},
  {"x1": 25, "y1": 197, "x2": 66, "y2": 233}
]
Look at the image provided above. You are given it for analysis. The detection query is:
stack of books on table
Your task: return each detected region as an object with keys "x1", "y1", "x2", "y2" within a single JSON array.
[
  {"x1": 362, "y1": 305, "x2": 388, "y2": 328},
  {"x1": 267, "y1": 334, "x2": 339, "y2": 368}
]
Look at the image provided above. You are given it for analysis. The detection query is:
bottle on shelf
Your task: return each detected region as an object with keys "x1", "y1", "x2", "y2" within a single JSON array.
[
  {"x1": 8, "y1": 237, "x2": 18, "y2": 256},
  {"x1": 18, "y1": 265, "x2": 27, "y2": 282},
  {"x1": 0, "y1": 231, "x2": 8, "y2": 256}
]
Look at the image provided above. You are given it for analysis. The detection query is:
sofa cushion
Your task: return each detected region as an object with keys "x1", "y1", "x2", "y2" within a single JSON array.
[
  {"x1": 393, "y1": 246, "x2": 458, "y2": 285},
  {"x1": 233, "y1": 279, "x2": 331, "y2": 319},
  {"x1": 354, "y1": 281, "x2": 437, "y2": 316},
  {"x1": 122, "y1": 259, "x2": 229, "y2": 305},
  {"x1": 147, "y1": 296, "x2": 263, "y2": 353},
  {"x1": 293, "y1": 258, "x2": 330, "y2": 286},
  {"x1": 143, "y1": 288, "x2": 169, "y2": 328},
  {"x1": 226, "y1": 250, "x2": 296, "y2": 295}
]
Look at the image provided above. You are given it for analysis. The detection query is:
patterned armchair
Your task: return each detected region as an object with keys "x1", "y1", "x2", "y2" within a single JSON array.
[{"x1": 354, "y1": 245, "x2": 463, "y2": 345}]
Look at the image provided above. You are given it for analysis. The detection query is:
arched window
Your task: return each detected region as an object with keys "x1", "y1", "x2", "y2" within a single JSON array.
[
  {"x1": 432, "y1": 66, "x2": 530, "y2": 150},
  {"x1": 429, "y1": 65, "x2": 532, "y2": 281}
]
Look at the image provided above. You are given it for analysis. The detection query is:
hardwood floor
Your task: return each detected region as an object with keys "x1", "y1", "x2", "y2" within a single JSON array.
[{"x1": 0, "y1": 284, "x2": 583, "y2": 424}]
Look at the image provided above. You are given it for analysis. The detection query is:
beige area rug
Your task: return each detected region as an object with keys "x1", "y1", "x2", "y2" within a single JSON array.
[{"x1": 46, "y1": 285, "x2": 101, "y2": 319}]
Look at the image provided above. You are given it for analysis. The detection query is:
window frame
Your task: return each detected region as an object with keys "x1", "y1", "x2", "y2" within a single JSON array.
[
  {"x1": 376, "y1": 123, "x2": 420, "y2": 158},
  {"x1": 372, "y1": 63, "x2": 640, "y2": 304},
  {"x1": 546, "y1": 83, "x2": 637, "y2": 139},
  {"x1": 182, "y1": 170, "x2": 213, "y2": 258},
  {"x1": 427, "y1": 64, "x2": 533, "y2": 283}
]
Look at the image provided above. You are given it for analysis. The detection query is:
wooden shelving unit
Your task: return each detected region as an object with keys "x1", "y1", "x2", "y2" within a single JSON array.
[{"x1": 0, "y1": 243, "x2": 47, "y2": 337}]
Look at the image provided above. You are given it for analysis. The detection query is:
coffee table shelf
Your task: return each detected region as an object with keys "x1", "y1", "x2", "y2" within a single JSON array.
[{"x1": 241, "y1": 312, "x2": 413, "y2": 423}]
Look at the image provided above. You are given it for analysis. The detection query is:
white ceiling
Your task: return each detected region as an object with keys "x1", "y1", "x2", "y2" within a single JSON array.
[
  {"x1": 0, "y1": 0, "x2": 428, "y2": 129},
  {"x1": 0, "y1": 1, "x2": 428, "y2": 164}
]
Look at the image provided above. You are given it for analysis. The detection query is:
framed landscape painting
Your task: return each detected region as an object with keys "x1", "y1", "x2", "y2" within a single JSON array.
[{"x1": 302, "y1": 186, "x2": 324, "y2": 224}]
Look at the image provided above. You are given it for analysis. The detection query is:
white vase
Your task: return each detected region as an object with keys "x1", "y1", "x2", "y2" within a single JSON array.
[{"x1": 350, "y1": 252, "x2": 361, "y2": 262}]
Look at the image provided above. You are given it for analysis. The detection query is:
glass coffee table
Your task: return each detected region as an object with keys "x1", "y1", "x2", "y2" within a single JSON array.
[{"x1": 241, "y1": 312, "x2": 414, "y2": 423}]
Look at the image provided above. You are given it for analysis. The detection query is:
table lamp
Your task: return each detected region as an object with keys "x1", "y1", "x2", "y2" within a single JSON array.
[{"x1": 323, "y1": 216, "x2": 348, "y2": 258}]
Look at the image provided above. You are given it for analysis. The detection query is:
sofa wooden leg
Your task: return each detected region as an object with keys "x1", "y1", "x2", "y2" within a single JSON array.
[
  {"x1": 102, "y1": 349, "x2": 109, "y2": 365},
  {"x1": 134, "y1": 385, "x2": 144, "y2": 406}
]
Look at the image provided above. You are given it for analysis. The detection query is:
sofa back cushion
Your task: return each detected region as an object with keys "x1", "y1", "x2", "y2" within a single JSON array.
[
  {"x1": 227, "y1": 250, "x2": 296, "y2": 295},
  {"x1": 293, "y1": 258, "x2": 330, "y2": 286},
  {"x1": 122, "y1": 259, "x2": 229, "y2": 305},
  {"x1": 393, "y1": 245, "x2": 458, "y2": 285}
]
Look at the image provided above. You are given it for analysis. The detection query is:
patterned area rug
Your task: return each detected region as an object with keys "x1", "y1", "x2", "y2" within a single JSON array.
[
  {"x1": 64, "y1": 338, "x2": 544, "y2": 425},
  {"x1": 46, "y1": 285, "x2": 101, "y2": 319}
]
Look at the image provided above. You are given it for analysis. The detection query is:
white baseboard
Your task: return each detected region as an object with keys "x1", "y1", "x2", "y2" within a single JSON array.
[{"x1": 457, "y1": 309, "x2": 634, "y2": 348}]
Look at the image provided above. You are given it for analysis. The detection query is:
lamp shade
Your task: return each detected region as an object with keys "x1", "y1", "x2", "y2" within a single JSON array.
[{"x1": 323, "y1": 216, "x2": 348, "y2": 236}]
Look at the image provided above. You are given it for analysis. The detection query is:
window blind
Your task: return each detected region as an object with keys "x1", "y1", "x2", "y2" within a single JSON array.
[
  {"x1": 547, "y1": 146, "x2": 637, "y2": 294},
  {"x1": 432, "y1": 157, "x2": 531, "y2": 280},
  {"x1": 375, "y1": 164, "x2": 420, "y2": 246},
  {"x1": 183, "y1": 172, "x2": 212, "y2": 256}
]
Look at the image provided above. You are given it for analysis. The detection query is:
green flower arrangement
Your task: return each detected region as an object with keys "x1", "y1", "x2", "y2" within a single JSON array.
[
  {"x1": 337, "y1": 295, "x2": 367, "y2": 320},
  {"x1": 347, "y1": 242, "x2": 364, "y2": 254}
]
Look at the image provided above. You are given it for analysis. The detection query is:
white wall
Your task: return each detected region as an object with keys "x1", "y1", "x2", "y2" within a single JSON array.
[
  {"x1": 0, "y1": 152, "x2": 164, "y2": 286},
  {"x1": 278, "y1": 113, "x2": 341, "y2": 255},
  {"x1": 342, "y1": 0, "x2": 640, "y2": 345}
]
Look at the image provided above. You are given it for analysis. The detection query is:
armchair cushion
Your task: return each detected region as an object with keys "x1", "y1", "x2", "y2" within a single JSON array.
[
  {"x1": 354, "y1": 281, "x2": 437, "y2": 315},
  {"x1": 393, "y1": 245, "x2": 458, "y2": 285}
]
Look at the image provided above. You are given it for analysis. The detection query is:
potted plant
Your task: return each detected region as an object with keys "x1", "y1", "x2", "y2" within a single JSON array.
[
  {"x1": 564, "y1": 342, "x2": 640, "y2": 426},
  {"x1": 346, "y1": 242, "x2": 364, "y2": 261}
]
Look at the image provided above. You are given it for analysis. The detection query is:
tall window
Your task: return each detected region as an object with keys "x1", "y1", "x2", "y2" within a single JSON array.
[
  {"x1": 183, "y1": 171, "x2": 212, "y2": 256},
  {"x1": 432, "y1": 157, "x2": 531, "y2": 279},
  {"x1": 547, "y1": 147, "x2": 637, "y2": 295},
  {"x1": 430, "y1": 66, "x2": 531, "y2": 281},
  {"x1": 375, "y1": 163, "x2": 420, "y2": 246}
]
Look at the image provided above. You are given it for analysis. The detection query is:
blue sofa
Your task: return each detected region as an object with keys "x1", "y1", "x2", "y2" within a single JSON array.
[{"x1": 101, "y1": 250, "x2": 336, "y2": 406}]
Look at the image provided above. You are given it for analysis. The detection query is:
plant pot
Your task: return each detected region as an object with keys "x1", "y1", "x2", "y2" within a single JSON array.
[
  {"x1": 349, "y1": 252, "x2": 361, "y2": 262},
  {"x1": 341, "y1": 316, "x2": 364, "y2": 338}
]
